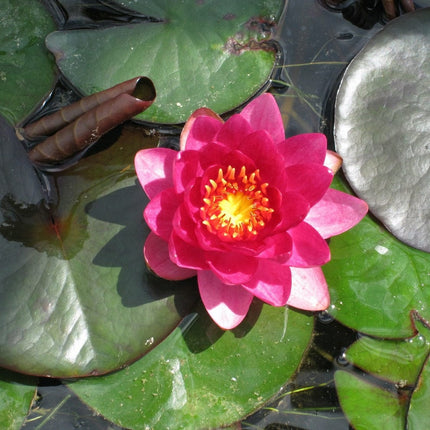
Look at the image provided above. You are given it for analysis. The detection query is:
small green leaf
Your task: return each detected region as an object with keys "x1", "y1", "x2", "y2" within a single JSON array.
[
  {"x1": 0, "y1": 0, "x2": 56, "y2": 124},
  {"x1": 408, "y1": 355, "x2": 430, "y2": 430},
  {"x1": 0, "y1": 369, "x2": 37, "y2": 430},
  {"x1": 346, "y1": 315, "x2": 430, "y2": 386},
  {"x1": 46, "y1": 0, "x2": 283, "y2": 124},
  {"x1": 69, "y1": 302, "x2": 313, "y2": 429},
  {"x1": 335, "y1": 370, "x2": 406, "y2": 430}
]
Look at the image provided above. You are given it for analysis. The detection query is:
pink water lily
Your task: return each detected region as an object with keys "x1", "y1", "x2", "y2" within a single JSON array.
[{"x1": 134, "y1": 93, "x2": 368, "y2": 329}]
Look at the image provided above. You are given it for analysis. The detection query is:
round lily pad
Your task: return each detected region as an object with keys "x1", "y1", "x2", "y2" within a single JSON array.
[{"x1": 334, "y1": 8, "x2": 430, "y2": 252}]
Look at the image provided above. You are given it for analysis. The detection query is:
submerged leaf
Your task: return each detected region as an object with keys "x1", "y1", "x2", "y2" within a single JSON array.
[{"x1": 0, "y1": 0, "x2": 56, "y2": 125}]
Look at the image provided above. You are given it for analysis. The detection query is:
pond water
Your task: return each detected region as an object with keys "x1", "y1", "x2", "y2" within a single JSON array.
[{"x1": 10, "y1": 0, "x2": 430, "y2": 428}]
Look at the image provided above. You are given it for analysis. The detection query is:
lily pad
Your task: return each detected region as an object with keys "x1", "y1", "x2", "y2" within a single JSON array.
[
  {"x1": 46, "y1": 0, "x2": 283, "y2": 124},
  {"x1": 69, "y1": 302, "x2": 313, "y2": 429},
  {"x1": 0, "y1": 0, "x2": 56, "y2": 125},
  {"x1": 324, "y1": 176, "x2": 430, "y2": 338},
  {"x1": 334, "y1": 8, "x2": 430, "y2": 252},
  {"x1": 0, "y1": 370, "x2": 37, "y2": 430},
  {"x1": 0, "y1": 116, "x2": 198, "y2": 377},
  {"x1": 335, "y1": 313, "x2": 430, "y2": 430}
]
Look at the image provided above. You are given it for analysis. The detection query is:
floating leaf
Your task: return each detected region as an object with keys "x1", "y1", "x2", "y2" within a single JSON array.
[
  {"x1": 46, "y1": 0, "x2": 283, "y2": 124},
  {"x1": 324, "y1": 176, "x2": 430, "y2": 338},
  {"x1": 69, "y1": 302, "x2": 313, "y2": 429},
  {"x1": 336, "y1": 313, "x2": 430, "y2": 430},
  {"x1": 0, "y1": 0, "x2": 56, "y2": 125},
  {"x1": 334, "y1": 9, "x2": 430, "y2": 252},
  {"x1": 0, "y1": 115, "x2": 198, "y2": 377},
  {"x1": 335, "y1": 371, "x2": 406, "y2": 430},
  {"x1": 0, "y1": 370, "x2": 37, "y2": 430}
]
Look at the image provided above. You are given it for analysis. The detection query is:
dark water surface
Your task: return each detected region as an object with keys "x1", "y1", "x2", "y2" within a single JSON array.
[{"x1": 19, "y1": 0, "x2": 427, "y2": 429}]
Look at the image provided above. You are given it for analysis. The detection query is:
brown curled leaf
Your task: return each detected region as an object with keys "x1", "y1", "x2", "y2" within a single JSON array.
[
  {"x1": 22, "y1": 76, "x2": 154, "y2": 140},
  {"x1": 28, "y1": 78, "x2": 155, "y2": 166}
]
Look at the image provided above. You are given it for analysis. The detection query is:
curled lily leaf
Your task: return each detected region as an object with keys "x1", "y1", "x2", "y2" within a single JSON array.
[{"x1": 24, "y1": 77, "x2": 155, "y2": 169}]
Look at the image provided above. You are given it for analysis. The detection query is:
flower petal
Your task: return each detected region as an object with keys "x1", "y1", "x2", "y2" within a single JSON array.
[
  {"x1": 207, "y1": 252, "x2": 257, "y2": 285},
  {"x1": 169, "y1": 232, "x2": 209, "y2": 270},
  {"x1": 134, "y1": 148, "x2": 176, "y2": 199},
  {"x1": 214, "y1": 114, "x2": 254, "y2": 148},
  {"x1": 285, "y1": 163, "x2": 333, "y2": 206},
  {"x1": 256, "y1": 232, "x2": 292, "y2": 260},
  {"x1": 180, "y1": 107, "x2": 223, "y2": 151},
  {"x1": 287, "y1": 222, "x2": 330, "y2": 267},
  {"x1": 198, "y1": 270, "x2": 253, "y2": 329},
  {"x1": 278, "y1": 133, "x2": 327, "y2": 167},
  {"x1": 237, "y1": 130, "x2": 286, "y2": 185},
  {"x1": 305, "y1": 188, "x2": 368, "y2": 239},
  {"x1": 144, "y1": 232, "x2": 196, "y2": 280},
  {"x1": 181, "y1": 114, "x2": 223, "y2": 151},
  {"x1": 174, "y1": 150, "x2": 202, "y2": 194},
  {"x1": 144, "y1": 188, "x2": 180, "y2": 241},
  {"x1": 288, "y1": 267, "x2": 330, "y2": 310},
  {"x1": 242, "y1": 260, "x2": 291, "y2": 306},
  {"x1": 239, "y1": 93, "x2": 285, "y2": 144},
  {"x1": 324, "y1": 150, "x2": 342, "y2": 174}
]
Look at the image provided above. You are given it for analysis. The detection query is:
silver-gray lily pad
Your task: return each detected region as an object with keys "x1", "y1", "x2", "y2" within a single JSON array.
[{"x1": 334, "y1": 8, "x2": 430, "y2": 252}]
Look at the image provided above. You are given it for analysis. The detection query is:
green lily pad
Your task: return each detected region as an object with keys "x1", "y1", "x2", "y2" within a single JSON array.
[
  {"x1": 46, "y1": 0, "x2": 283, "y2": 124},
  {"x1": 69, "y1": 302, "x2": 313, "y2": 429},
  {"x1": 335, "y1": 371, "x2": 406, "y2": 430},
  {"x1": 334, "y1": 9, "x2": 430, "y2": 252},
  {"x1": 324, "y1": 176, "x2": 430, "y2": 338},
  {"x1": 0, "y1": 0, "x2": 56, "y2": 125},
  {"x1": 335, "y1": 313, "x2": 430, "y2": 430},
  {"x1": 0, "y1": 117, "x2": 198, "y2": 377},
  {"x1": 0, "y1": 370, "x2": 37, "y2": 430}
]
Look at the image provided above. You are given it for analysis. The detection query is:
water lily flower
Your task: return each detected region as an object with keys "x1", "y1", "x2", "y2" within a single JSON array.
[{"x1": 134, "y1": 93, "x2": 368, "y2": 329}]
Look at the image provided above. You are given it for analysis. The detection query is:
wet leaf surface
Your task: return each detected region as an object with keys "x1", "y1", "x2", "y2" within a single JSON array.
[
  {"x1": 46, "y1": 0, "x2": 283, "y2": 124},
  {"x1": 0, "y1": 116, "x2": 198, "y2": 377},
  {"x1": 336, "y1": 314, "x2": 430, "y2": 430},
  {"x1": 334, "y1": 9, "x2": 430, "y2": 252},
  {"x1": 0, "y1": 369, "x2": 37, "y2": 430},
  {"x1": 0, "y1": 0, "x2": 56, "y2": 125},
  {"x1": 68, "y1": 303, "x2": 313, "y2": 429}
]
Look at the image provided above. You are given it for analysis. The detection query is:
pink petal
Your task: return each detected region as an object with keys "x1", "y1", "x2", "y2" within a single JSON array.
[
  {"x1": 256, "y1": 232, "x2": 292, "y2": 260},
  {"x1": 287, "y1": 222, "x2": 331, "y2": 267},
  {"x1": 180, "y1": 108, "x2": 223, "y2": 151},
  {"x1": 287, "y1": 267, "x2": 330, "y2": 311},
  {"x1": 173, "y1": 150, "x2": 202, "y2": 194},
  {"x1": 237, "y1": 130, "x2": 286, "y2": 185},
  {"x1": 169, "y1": 232, "x2": 209, "y2": 270},
  {"x1": 240, "y1": 93, "x2": 285, "y2": 144},
  {"x1": 284, "y1": 163, "x2": 333, "y2": 206},
  {"x1": 324, "y1": 150, "x2": 343, "y2": 174},
  {"x1": 144, "y1": 188, "x2": 180, "y2": 241},
  {"x1": 198, "y1": 270, "x2": 254, "y2": 329},
  {"x1": 214, "y1": 114, "x2": 254, "y2": 148},
  {"x1": 134, "y1": 148, "x2": 176, "y2": 199},
  {"x1": 271, "y1": 191, "x2": 309, "y2": 233},
  {"x1": 278, "y1": 133, "x2": 327, "y2": 167},
  {"x1": 207, "y1": 251, "x2": 257, "y2": 285},
  {"x1": 242, "y1": 260, "x2": 291, "y2": 306},
  {"x1": 305, "y1": 188, "x2": 368, "y2": 239},
  {"x1": 180, "y1": 114, "x2": 223, "y2": 151},
  {"x1": 144, "y1": 232, "x2": 196, "y2": 280}
]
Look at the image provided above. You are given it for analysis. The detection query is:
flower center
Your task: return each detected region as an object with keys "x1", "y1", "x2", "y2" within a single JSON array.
[{"x1": 200, "y1": 165, "x2": 274, "y2": 240}]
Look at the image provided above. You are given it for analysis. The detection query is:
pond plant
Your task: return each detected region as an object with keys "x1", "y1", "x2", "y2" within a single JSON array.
[{"x1": 2, "y1": 1, "x2": 430, "y2": 429}]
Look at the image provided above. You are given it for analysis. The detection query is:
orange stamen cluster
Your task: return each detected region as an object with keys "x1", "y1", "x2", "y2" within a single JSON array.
[{"x1": 200, "y1": 165, "x2": 274, "y2": 240}]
